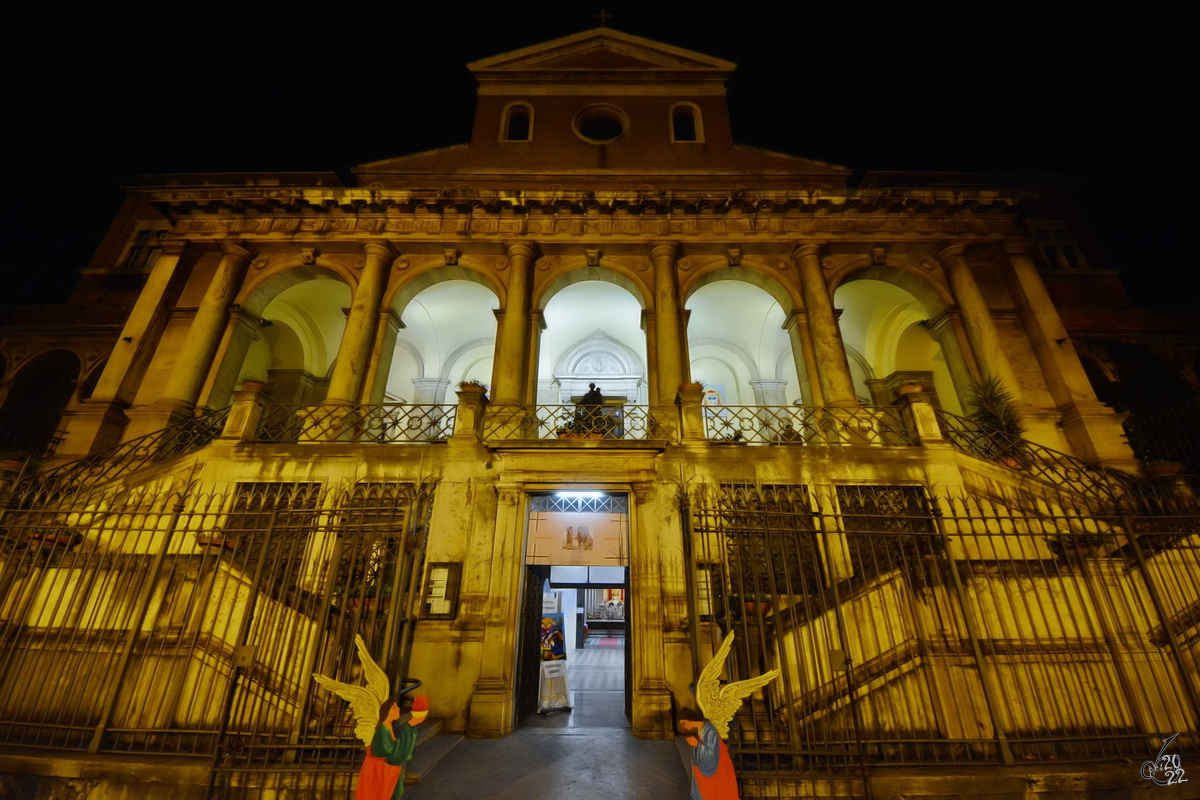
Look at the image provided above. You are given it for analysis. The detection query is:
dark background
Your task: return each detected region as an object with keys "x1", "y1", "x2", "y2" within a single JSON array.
[{"x1": 3, "y1": 1, "x2": 1194, "y2": 307}]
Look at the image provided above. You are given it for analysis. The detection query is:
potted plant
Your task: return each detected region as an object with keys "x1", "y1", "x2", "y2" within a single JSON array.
[
  {"x1": 967, "y1": 375, "x2": 1027, "y2": 468},
  {"x1": 458, "y1": 379, "x2": 488, "y2": 392},
  {"x1": 27, "y1": 528, "x2": 83, "y2": 551},
  {"x1": 194, "y1": 531, "x2": 242, "y2": 551}
]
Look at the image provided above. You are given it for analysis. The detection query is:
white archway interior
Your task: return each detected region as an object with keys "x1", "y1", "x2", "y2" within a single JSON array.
[
  {"x1": 835, "y1": 279, "x2": 962, "y2": 413},
  {"x1": 237, "y1": 279, "x2": 351, "y2": 404},
  {"x1": 538, "y1": 281, "x2": 647, "y2": 403},
  {"x1": 686, "y1": 280, "x2": 800, "y2": 405},
  {"x1": 387, "y1": 280, "x2": 498, "y2": 403}
]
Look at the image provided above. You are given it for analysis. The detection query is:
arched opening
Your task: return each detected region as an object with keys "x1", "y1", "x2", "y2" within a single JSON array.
[
  {"x1": 385, "y1": 280, "x2": 499, "y2": 404},
  {"x1": 501, "y1": 102, "x2": 533, "y2": 142},
  {"x1": 234, "y1": 278, "x2": 352, "y2": 405},
  {"x1": 0, "y1": 349, "x2": 81, "y2": 455},
  {"x1": 670, "y1": 103, "x2": 701, "y2": 143},
  {"x1": 538, "y1": 281, "x2": 647, "y2": 405},
  {"x1": 686, "y1": 280, "x2": 800, "y2": 407},
  {"x1": 835, "y1": 277, "x2": 964, "y2": 414}
]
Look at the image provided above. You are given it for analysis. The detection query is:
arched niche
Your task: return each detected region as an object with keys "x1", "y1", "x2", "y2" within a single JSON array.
[
  {"x1": 835, "y1": 267, "x2": 967, "y2": 413},
  {"x1": 686, "y1": 279, "x2": 801, "y2": 406},
  {"x1": 210, "y1": 268, "x2": 352, "y2": 408},
  {"x1": 535, "y1": 264, "x2": 648, "y2": 311},
  {"x1": 387, "y1": 264, "x2": 503, "y2": 322},
  {"x1": 0, "y1": 349, "x2": 82, "y2": 455},
  {"x1": 382, "y1": 279, "x2": 499, "y2": 405},
  {"x1": 537, "y1": 280, "x2": 647, "y2": 404},
  {"x1": 552, "y1": 331, "x2": 646, "y2": 403},
  {"x1": 682, "y1": 264, "x2": 799, "y2": 314}
]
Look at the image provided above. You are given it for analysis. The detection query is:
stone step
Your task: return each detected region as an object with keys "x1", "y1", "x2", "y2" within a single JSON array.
[{"x1": 404, "y1": 726, "x2": 464, "y2": 785}]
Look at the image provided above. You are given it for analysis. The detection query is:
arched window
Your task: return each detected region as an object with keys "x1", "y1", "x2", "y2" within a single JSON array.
[
  {"x1": 669, "y1": 103, "x2": 703, "y2": 143},
  {"x1": 500, "y1": 102, "x2": 533, "y2": 142}
]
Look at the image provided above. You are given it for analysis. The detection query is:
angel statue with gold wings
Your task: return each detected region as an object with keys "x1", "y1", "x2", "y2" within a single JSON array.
[
  {"x1": 313, "y1": 635, "x2": 428, "y2": 800},
  {"x1": 679, "y1": 631, "x2": 780, "y2": 800}
]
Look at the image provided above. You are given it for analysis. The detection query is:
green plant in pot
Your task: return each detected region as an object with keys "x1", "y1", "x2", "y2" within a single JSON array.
[{"x1": 968, "y1": 375, "x2": 1027, "y2": 468}]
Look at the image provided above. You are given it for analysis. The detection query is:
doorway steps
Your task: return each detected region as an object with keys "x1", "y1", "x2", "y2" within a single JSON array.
[{"x1": 404, "y1": 718, "x2": 464, "y2": 785}]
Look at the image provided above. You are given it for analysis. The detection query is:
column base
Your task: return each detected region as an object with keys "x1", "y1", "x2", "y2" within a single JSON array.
[
  {"x1": 631, "y1": 680, "x2": 674, "y2": 740},
  {"x1": 54, "y1": 401, "x2": 131, "y2": 458},
  {"x1": 467, "y1": 678, "x2": 513, "y2": 738},
  {"x1": 1058, "y1": 401, "x2": 1140, "y2": 474}
]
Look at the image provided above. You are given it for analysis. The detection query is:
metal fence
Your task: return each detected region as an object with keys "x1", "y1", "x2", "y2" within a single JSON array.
[
  {"x1": 253, "y1": 403, "x2": 456, "y2": 444},
  {"x1": 22, "y1": 407, "x2": 230, "y2": 497},
  {"x1": 685, "y1": 480, "x2": 1200, "y2": 786},
  {"x1": 704, "y1": 405, "x2": 912, "y2": 446},
  {"x1": 483, "y1": 403, "x2": 665, "y2": 441},
  {"x1": 0, "y1": 476, "x2": 434, "y2": 797}
]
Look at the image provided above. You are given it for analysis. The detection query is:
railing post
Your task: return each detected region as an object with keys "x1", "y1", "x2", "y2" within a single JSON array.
[
  {"x1": 452, "y1": 384, "x2": 488, "y2": 442},
  {"x1": 219, "y1": 381, "x2": 270, "y2": 443},
  {"x1": 1123, "y1": 513, "x2": 1200, "y2": 725},
  {"x1": 896, "y1": 394, "x2": 946, "y2": 447},
  {"x1": 677, "y1": 383, "x2": 705, "y2": 444},
  {"x1": 88, "y1": 491, "x2": 187, "y2": 754},
  {"x1": 930, "y1": 497, "x2": 1017, "y2": 765}
]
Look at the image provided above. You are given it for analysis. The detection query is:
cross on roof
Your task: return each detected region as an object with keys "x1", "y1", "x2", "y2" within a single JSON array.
[{"x1": 593, "y1": 9, "x2": 613, "y2": 26}]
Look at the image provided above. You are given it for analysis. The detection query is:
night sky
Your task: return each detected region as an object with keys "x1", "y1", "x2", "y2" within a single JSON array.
[{"x1": 4, "y1": 2, "x2": 1195, "y2": 307}]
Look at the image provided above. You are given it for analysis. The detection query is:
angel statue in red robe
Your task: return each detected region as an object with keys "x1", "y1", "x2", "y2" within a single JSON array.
[
  {"x1": 679, "y1": 631, "x2": 780, "y2": 800},
  {"x1": 313, "y1": 635, "x2": 428, "y2": 800}
]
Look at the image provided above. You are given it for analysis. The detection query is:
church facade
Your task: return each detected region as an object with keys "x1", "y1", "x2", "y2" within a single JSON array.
[{"x1": 2, "y1": 28, "x2": 1199, "y2": 799}]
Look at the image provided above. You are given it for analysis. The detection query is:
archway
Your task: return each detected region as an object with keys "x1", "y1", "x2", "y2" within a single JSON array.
[
  {"x1": 384, "y1": 280, "x2": 499, "y2": 404},
  {"x1": 834, "y1": 277, "x2": 964, "y2": 413},
  {"x1": 232, "y1": 278, "x2": 352, "y2": 405},
  {"x1": 0, "y1": 349, "x2": 81, "y2": 455},
  {"x1": 537, "y1": 281, "x2": 647, "y2": 405},
  {"x1": 686, "y1": 280, "x2": 800, "y2": 407}
]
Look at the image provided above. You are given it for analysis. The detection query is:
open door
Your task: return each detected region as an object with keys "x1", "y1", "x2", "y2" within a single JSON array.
[{"x1": 515, "y1": 564, "x2": 549, "y2": 725}]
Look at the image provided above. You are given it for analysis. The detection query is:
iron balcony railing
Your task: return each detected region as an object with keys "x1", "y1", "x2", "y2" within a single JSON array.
[
  {"x1": 483, "y1": 403, "x2": 666, "y2": 442},
  {"x1": 21, "y1": 407, "x2": 229, "y2": 495},
  {"x1": 253, "y1": 403, "x2": 456, "y2": 444},
  {"x1": 935, "y1": 408, "x2": 1145, "y2": 503},
  {"x1": 704, "y1": 404, "x2": 913, "y2": 446}
]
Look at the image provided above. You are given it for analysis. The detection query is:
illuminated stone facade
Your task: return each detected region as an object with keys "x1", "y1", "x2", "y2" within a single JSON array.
[{"x1": 2, "y1": 27, "x2": 1198, "y2": 799}]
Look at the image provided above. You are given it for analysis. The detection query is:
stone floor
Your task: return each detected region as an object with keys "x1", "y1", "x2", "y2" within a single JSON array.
[{"x1": 407, "y1": 637, "x2": 690, "y2": 799}]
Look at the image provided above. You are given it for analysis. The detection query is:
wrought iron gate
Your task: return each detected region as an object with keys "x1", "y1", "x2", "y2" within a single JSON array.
[
  {"x1": 0, "y1": 476, "x2": 435, "y2": 799},
  {"x1": 686, "y1": 481, "x2": 1200, "y2": 789}
]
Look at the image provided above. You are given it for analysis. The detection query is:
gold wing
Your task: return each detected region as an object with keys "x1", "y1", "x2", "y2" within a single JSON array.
[
  {"x1": 312, "y1": 635, "x2": 392, "y2": 746},
  {"x1": 696, "y1": 630, "x2": 780, "y2": 739}
]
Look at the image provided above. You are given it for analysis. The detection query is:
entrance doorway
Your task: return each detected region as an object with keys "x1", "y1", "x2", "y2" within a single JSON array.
[{"x1": 515, "y1": 492, "x2": 631, "y2": 731}]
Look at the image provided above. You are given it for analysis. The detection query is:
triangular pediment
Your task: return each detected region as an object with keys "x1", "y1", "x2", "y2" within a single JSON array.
[{"x1": 467, "y1": 28, "x2": 736, "y2": 74}]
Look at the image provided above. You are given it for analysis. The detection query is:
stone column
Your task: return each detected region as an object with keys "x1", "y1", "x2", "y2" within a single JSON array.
[
  {"x1": 325, "y1": 242, "x2": 395, "y2": 405},
  {"x1": 749, "y1": 379, "x2": 788, "y2": 406},
  {"x1": 794, "y1": 243, "x2": 857, "y2": 406},
  {"x1": 650, "y1": 242, "x2": 689, "y2": 406},
  {"x1": 1002, "y1": 244, "x2": 1135, "y2": 466},
  {"x1": 783, "y1": 310, "x2": 823, "y2": 407},
  {"x1": 61, "y1": 241, "x2": 199, "y2": 455},
  {"x1": 468, "y1": 484, "x2": 525, "y2": 737},
  {"x1": 490, "y1": 244, "x2": 537, "y2": 405},
  {"x1": 362, "y1": 311, "x2": 403, "y2": 405},
  {"x1": 158, "y1": 241, "x2": 255, "y2": 420},
  {"x1": 411, "y1": 378, "x2": 451, "y2": 404},
  {"x1": 937, "y1": 244, "x2": 1023, "y2": 401},
  {"x1": 924, "y1": 309, "x2": 978, "y2": 411}
]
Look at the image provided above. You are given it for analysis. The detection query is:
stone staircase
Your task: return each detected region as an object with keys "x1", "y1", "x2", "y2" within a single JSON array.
[{"x1": 404, "y1": 718, "x2": 464, "y2": 786}]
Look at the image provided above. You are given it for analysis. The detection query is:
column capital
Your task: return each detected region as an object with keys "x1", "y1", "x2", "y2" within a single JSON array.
[
  {"x1": 648, "y1": 241, "x2": 680, "y2": 261},
  {"x1": 157, "y1": 239, "x2": 201, "y2": 259},
  {"x1": 936, "y1": 243, "x2": 970, "y2": 263},
  {"x1": 219, "y1": 241, "x2": 257, "y2": 261},
  {"x1": 506, "y1": 242, "x2": 540, "y2": 261},
  {"x1": 792, "y1": 242, "x2": 825, "y2": 260},
  {"x1": 362, "y1": 241, "x2": 398, "y2": 261},
  {"x1": 1003, "y1": 240, "x2": 1036, "y2": 258},
  {"x1": 781, "y1": 308, "x2": 808, "y2": 331}
]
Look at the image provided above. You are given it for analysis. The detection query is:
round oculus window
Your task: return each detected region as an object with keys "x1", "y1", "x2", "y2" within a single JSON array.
[{"x1": 574, "y1": 105, "x2": 628, "y2": 143}]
